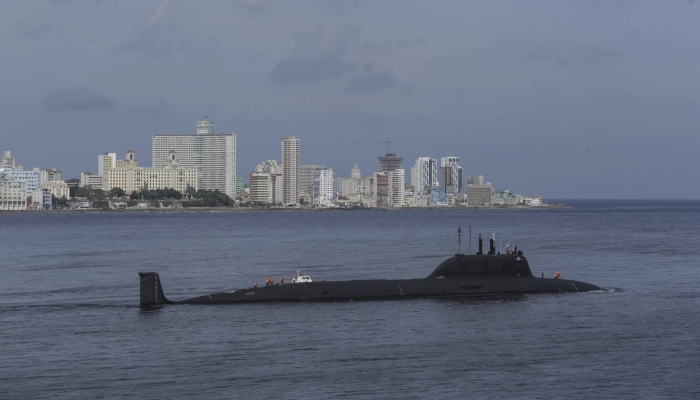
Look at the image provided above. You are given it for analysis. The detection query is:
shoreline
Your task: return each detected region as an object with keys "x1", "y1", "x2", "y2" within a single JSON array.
[{"x1": 0, "y1": 204, "x2": 568, "y2": 214}]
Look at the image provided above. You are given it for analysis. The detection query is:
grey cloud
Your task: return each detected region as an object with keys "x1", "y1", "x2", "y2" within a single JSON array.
[
  {"x1": 16, "y1": 20, "x2": 66, "y2": 40},
  {"x1": 361, "y1": 116, "x2": 384, "y2": 134},
  {"x1": 524, "y1": 45, "x2": 621, "y2": 67},
  {"x1": 363, "y1": 41, "x2": 392, "y2": 54},
  {"x1": 291, "y1": 26, "x2": 326, "y2": 42},
  {"x1": 396, "y1": 38, "x2": 427, "y2": 47},
  {"x1": 314, "y1": 0, "x2": 360, "y2": 15},
  {"x1": 269, "y1": 56, "x2": 346, "y2": 84},
  {"x1": 345, "y1": 71, "x2": 394, "y2": 93},
  {"x1": 41, "y1": 85, "x2": 114, "y2": 112},
  {"x1": 234, "y1": 0, "x2": 272, "y2": 16},
  {"x1": 115, "y1": 33, "x2": 171, "y2": 58},
  {"x1": 268, "y1": 26, "x2": 361, "y2": 85},
  {"x1": 129, "y1": 99, "x2": 168, "y2": 118},
  {"x1": 115, "y1": 1, "x2": 205, "y2": 59}
]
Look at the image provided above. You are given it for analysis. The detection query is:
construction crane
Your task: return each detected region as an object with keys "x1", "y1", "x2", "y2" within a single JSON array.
[{"x1": 376, "y1": 140, "x2": 392, "y2": 154}]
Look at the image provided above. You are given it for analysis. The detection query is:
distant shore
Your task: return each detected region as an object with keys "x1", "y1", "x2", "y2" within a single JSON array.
[{"x1": 1, "y1": 204, "x2": 568, "y2": 214}]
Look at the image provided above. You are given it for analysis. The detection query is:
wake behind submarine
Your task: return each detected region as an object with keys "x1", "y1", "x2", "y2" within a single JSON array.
[{"x1": 138, "y1": 234, "x2": 601, "y2": 307}]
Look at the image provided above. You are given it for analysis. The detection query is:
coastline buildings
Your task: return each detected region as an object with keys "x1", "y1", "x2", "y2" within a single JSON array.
[
  {"x1": 0, "y1": 174, "x2": 27, "y2": 210},
  {"x1": 248, "y1": 160, "x2": 283, "y2": 204},
  {"x1": 282, "y1": 136, "x2": 300, "y2": 205},
  {"x1": 103, "y1": 150, "x2": 198, "y2": 194},
  {"x1": 411, "y1": 157, "x2": 437, "y2": 194},
  {"x1": 466, "y1": 174, "x2": 493, "y2": 206},
  {"x1": 440, "y1": 156, "x2": 462, "y2": 194},
  {"x1": 313, "y1": 168, "x2": 335, "y2": 206},
  {"x1": 152, "y1": 116, "x2": 237, "y2": 197},
  {"x1": 299, "y1": 164, "x2": 326, "y2": 203}
]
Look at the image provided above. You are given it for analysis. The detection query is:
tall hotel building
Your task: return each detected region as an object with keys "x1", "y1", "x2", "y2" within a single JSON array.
[
  {"x1": 440, "y1": 156, "x2": 462, "y2": 194},
  {"x1": 152, "y1": 116, "x2": 237, "y2": 197},
  {"x1": 411, "y1": 157, "x2": 437, "y2": 194},
  {"x1": 282, "y1": 136, "x2": 300, "y2": 205}
]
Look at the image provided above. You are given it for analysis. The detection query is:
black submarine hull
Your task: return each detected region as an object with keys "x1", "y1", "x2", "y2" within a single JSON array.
[
  {"x1": 138, "y1": 254, "x2": 601, "y2": 307},
  {"x1": 176, "y1": 277, "x2": 599, "y2": 305}
]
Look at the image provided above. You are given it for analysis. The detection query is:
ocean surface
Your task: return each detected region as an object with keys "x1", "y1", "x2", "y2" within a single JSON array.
[{"x1": 1, "y1": 200, "x2": 699, "y2": 399}]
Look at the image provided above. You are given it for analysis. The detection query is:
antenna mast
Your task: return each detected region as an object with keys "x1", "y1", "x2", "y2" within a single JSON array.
[{"x1": 457, "y1": 227, "x2": 462, "y2": 254}]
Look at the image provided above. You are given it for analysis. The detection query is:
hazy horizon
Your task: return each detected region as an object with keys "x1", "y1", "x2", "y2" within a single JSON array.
[{"x1": 1, "y1": 0, "x2": 699, "y2": 199}]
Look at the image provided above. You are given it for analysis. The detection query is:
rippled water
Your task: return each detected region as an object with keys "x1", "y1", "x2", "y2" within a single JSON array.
[{"x1": 1, "y1": 201, "x2": 699, "y2": 399}]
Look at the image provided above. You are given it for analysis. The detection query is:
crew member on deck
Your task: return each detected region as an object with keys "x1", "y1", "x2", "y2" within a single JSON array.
[
  {"x1": 541, "y1": 270, "x2": 544, "y2": 278},
  {"x1": 280, "y1": 276, "x2": 284, "y2": 284},
  {"x1": 553, "y1": 271, "x2": 560, "y2": 279}
]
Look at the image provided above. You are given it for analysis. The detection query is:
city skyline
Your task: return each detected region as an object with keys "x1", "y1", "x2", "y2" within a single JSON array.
[{"x1": 1, "y1": 1, "x2": 699, "y2": 199}]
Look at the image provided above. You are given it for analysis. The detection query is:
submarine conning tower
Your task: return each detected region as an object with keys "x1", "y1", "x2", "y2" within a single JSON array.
[{"x1": 427, "y1": 253, "x2": 533, "y2": 278}]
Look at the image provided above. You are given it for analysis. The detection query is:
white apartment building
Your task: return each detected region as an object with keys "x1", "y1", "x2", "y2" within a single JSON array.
[
  {"x1": 299, "y1": 165, "x2": 327, "y2": 202},
  {"x1": 313, "y1": 168, "x2": 335, "y2": 206},
  {"x1": 411, "y1": 157, "x2": 437, "y2": 194},
  {"x1": 98, "y1": 153, "x2": 117, "y2": 177},
  {"x1": 40, "y1": 167, "x2": 63, "y2": 182},
  {"x1": 152, "y1": 117, "x2": 237, "y2": 197},
  {"x1": 255, "y1": 160, "x2": 281, "y2": 174},
  {"x1": 0, "y1": 174, "x2": 27, "y2": 210},
  {"x1": 1, "y1": 168, "x2": 41, "y2": 199},
  {"x1": 387, "y1": 169, "x2": 405, "y2": 207},
  {"x1": 197, "y1": 115, "x2": 215, "y2": 135},
  {"x1": 80, "y1": 172, "x2": 103, "y2": 189},
  {"x1": 249, "y1": 172, "x2": 272, "y2": 203},
  {"x1": 282, "y1": 136, "x2": 300, "y2": 205},
  {"x1": 42, "y1": 179, "x2": 70, "y2": 199},
  {"x1": 104, "y1": 150, "x2": 197, "y2": 194}
]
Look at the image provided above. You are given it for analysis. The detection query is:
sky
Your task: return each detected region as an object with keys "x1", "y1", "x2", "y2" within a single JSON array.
[{"x1": 0, "y1": 0, "x2": 698, "y2": 199}]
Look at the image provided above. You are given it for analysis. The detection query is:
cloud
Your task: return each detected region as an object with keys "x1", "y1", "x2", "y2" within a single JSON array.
[
  {"x1": 396, "y1": 38, "x2": 427, "y2": 47},
  {"x1": 269, "y1": 56, "x2": 347, "y2": 84},
  {"x1": 114, "y1": 33, "x2": 171, "y2": 58},
  {"x1": 268, "y1": 26, "x2": 361, "y2": 85},
  {"x1": 41, "y1": 85, "x2": 114, "y2": 112},
  {"x1": 150, "y1": 0, "x2": 169, "y2": 27},
  {"x1": 115, "y1": 1, "x2": 205, "y2": 58},
  {"x1": 129, "y1": 99, "x2": 168, "y2": 118},
  {"x1": 234, "y1": 0, "x2": 272, "y2": 16},
  {"x1": 361, "y1": 116, "x2": 384, "y2": 134},
  {"x1": 345, "y1": 71, "x2": 394, "y2": 93},
  {"x1": 16, "y1": 19, "x2": 66, "y2": 40}
]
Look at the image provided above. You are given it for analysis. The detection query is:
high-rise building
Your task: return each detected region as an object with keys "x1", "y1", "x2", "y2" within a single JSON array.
[
  {"x1": 152, "y1": 116, "x2": 237, "y2": 197},
  {"x1": 98, "y1": 153, "x2": 117, "y2": 177},
  {"x1": 411, "y1": 157, "x2": 437, "y2": 194},
  {"x1": 372, "y1": 172, "x2": 389, "y2": 207},
  {"x1": 197, "y1": 116, "x2": 215, "y2": 135},
  {"x1": 282, "y1": 136, "x2": 300, "y2": 205},
  {"x1": 351, "y1": 163, "x2": 361, "y2": 179},
  {"x1": 387, "y1": 169, "x2": 405, "y2": 207},
  {"x1": 467, "y1": 174, "x2": 484, "y2": 185},
  {"x1": 313, "y1": 168, "x2": 335, "y2": 206},
  {"x1": 378, "y1": 152, "x2": 403, "y2": 172},
  {"x1": 299, "y1": 165, "x2": 326, "y2": 202},
  {"x1": 1, "y1": 151, "x2": 16, "y2": 170},
  {"x1": 440, "y1": 156, "x2": 462, "y2": 194},
  {"x1": 255, "y1": 160, "x2": 281, "y2": 174},
  {"x1": 249, "y1": 172, "x2": 273, "y2": 203}
]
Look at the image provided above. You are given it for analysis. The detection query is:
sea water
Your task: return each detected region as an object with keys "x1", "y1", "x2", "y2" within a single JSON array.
[{"x1": 1, "y1": 200, "x2": 698, "y2": 399}]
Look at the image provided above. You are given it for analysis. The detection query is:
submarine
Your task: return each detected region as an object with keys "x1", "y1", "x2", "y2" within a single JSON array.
[{"x1": 138, "y1": 234, "x2": 601, "y2": 307}]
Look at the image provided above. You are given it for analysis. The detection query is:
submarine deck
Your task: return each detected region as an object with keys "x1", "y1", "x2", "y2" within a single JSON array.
[{"x1": 178, "y1": 276, "x2": 600, "y2": 305}]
